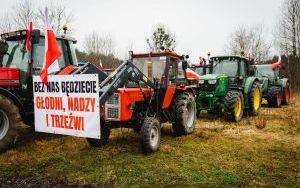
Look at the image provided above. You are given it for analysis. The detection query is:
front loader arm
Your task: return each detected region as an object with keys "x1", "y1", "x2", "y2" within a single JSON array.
[{"x1": 99, "y1": 61, "x2": 155, "y2": 105}]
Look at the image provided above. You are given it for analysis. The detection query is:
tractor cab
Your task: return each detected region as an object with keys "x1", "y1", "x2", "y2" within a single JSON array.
[
  {"x1": 130, "y1": 51, "x2": 189, "y2": 87},
  {"x1": 0, "y1": 29, "x2": 79, "y2": 126},
  {"x1": 207, "y1": 56, "x2": 252, "y2": 85},
  {"x1": 0, "y1": 30, "x2": 78, "y2": 74}
]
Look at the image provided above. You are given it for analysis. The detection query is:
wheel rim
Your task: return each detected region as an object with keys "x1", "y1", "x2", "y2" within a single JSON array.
[
  {"x1": 0, "y1": 109, "x2": 9, "y2": 140},
  {"x1": 253, "y1": 87, "x2": 261, "y2": 111},
  {"x1": 149, "y1": 126, "x2": 159, "y2": 148},
  {"x1": 184, "y1": 102, "x2": 195, "y2": 128},
  {"x1": 285, "y1": 86, "x2": 290, "y2": 103},
  {"x1": 234, "y1": 96, "x2": 242, "y2": 118},
  {"x1": 277, "y1": 90, "x2": 282, "y2": 106}
]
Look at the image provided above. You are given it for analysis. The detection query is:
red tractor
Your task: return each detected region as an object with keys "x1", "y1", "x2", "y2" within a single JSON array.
[
  {"x1": 0, "y1": 29, "x2": 196, "y2": 153},
  {"x1": 89, "y1": 51, "x2": 197, "y2": 153}
]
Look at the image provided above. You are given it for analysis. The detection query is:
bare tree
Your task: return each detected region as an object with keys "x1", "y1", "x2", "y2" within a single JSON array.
[
  {"x1": 225, "y1": 24, "x2": 271, "y2": 62},
  {"x1": 12, "y1": 0, "x2": 36, "y2": 30},
  {"x1": 83, "y1": 32, "x2": 115, "y2": 56},
  {"x1": 0, "y1": 13, "x2": 13, "y2": 33},
  {"x1": 36, "y1": 3, "x2": 74, "y2": 35},
  {"x1": 146, "y1": 25, "x2": 176, "y2": 52},
  {"x1": 276, "y1": 0, "x2": 300, "y2": 57}
]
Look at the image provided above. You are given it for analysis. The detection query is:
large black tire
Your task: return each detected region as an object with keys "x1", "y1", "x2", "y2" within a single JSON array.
[
  {"x1": 267, "y1": 86, "x2": 282, "y2": 108},
  {"x1": 248, "y1": 81, "x2": 262, "y2": 115},
  {"x1": 86, "y1": 121, "x2": 110, "y2": 147},
  {"x1": 172, "y1": 92, "x2": 196, "y2": 136},
  {"x1": 0, "y1": 94, "x2": 21, "y2": 152},
  {"x1": 282, "y1": 83, "x2": 291, "y2": 105},
  {"x1": 140, "y1": 117, "x2": 161, "y2": 154},
  {"x1": 224, "y1": 90, "x2": 244, "y2": 122}
]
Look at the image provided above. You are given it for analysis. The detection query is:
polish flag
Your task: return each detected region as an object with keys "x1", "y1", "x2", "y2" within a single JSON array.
[
  {"x1": 26, "y1": 21, "x2": 33, "y2": 52},
  {"x1": 247, "y1": 51, "x2": 251, "y2": 61},
  {"x1": 40, "y1": 8, "x2": 61, "y2": 85},
  {"x1": 98, "y1": 59, "x2": 104, "y2": 71}
]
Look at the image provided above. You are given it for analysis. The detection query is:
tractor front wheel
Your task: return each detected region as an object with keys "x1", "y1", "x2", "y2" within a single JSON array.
[
  {"x1": 224, "y1": 90, "x2": 244, "y2": 122},
  {"x1": 86, "y1": 121, "x2": 110, "y2": 147},
  {"x1": 249, "y1": 81, "x2": 262, "y2": 115},
  {"x1": 140, "y1": 117, "x2": 161, "y2": 154},
  {"x1": 172, "y1": 92, "x2": 196, "y2": 136},
  {"x1": 282, "y1": 83, "x2": 291, "y2": 105},
  {"x1": 267, "y1": 86, "x2": 282, "y2": 108},
  {"x1": 0, "y1": 94, "x2": 21, "y2": 153}
]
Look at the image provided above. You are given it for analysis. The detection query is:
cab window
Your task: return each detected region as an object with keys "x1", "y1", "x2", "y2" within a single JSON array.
[
  {"x1": 1, "y1": 40, "x2": 28, "y2": 72},
  {"x1": 32, "y1": 38, "x2": 66, "y2": 71},
  {"x1": 240, "y1": 60, "x2": 247, "y2": 76}
]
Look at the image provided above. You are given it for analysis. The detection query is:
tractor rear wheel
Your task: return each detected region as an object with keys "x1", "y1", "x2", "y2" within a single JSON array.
[
  {"x1": 0, "y1": 94, "x2": 21, "y2": 152},
  {"x1": 172, "y1": 92, "x2": 196, "y2": 136},
  {"x1": 86, "y1": 121, "x2": 110, "y2": 147},
  {"x1": 140, "y1": 117, "x2": 161, "y2": 154},
  {"x1": 224, "y1": 90, "x2": 244, "y2": 122},
  {"x1": 267, "y1": 86, "x2": 282, "y2": 108},
  {"x1": 282, "y1": 83, "x2": 291, "y2": 105},
  {"x1": 249, "y1": 81, "x2": 261, "y2": 115}
]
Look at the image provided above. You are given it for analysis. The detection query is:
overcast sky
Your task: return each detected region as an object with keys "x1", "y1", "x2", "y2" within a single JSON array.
[{"x1": 1, "y1": 0, "x2": 284, "y2": 63}]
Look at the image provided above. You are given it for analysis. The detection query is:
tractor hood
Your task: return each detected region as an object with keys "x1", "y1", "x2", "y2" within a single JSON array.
[{"x1": 200, "y1": 74, "x2": 228, "y2": 80}]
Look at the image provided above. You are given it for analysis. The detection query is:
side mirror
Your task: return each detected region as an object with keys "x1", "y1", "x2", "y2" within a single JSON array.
[
  {"x1": 0, "y1": 40, "x2": 8, "y2": 55},
  {"x1": 182, "y1": 60, "x2": 188, "y2": 70},
  {"x1": 31, "y1": 29, "x2": 40, "y2": 44}
]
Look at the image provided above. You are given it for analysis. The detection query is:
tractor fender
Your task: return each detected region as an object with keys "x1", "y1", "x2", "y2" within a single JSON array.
[
  {"x1": 176, "y1": 85, "x2": 195, "y2": 96},
  {"x1": 162, "y1": 86, "x2": 194, "y2": 109},
  {"x1": 279, "y1": 78, "x2": 289, "y2": 89},
  {"x1": 0, "y1": 88, "x2": 26, "y2": 123},
  {"x1": 243, "y1": 77, "x2": 260, "y2": 94}
]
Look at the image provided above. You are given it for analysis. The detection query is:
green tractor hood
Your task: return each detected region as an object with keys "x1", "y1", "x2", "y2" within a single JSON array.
[{"x1": 200, "y1": 74, "x2": 227, "y2": 80}]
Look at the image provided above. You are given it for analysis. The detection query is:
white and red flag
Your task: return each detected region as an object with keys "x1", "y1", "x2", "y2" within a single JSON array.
[
  {"x1": 40, "y1": 8, "x2": 61, "y2": 85},
  {"x1": 26, "y1": 21, "x2": 33, "y2": 52},
  {"x1": 98, "y1": 59, "x2": 104, "y2": 71},
  {"x1": 247, "y1": 51, "x2": 252, "y2": 61},
  {"x1": 272, "y1": 56, "x2": 282, "y2": 70}
]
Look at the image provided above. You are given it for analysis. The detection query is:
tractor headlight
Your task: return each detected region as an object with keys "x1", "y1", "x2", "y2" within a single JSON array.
[
  {"x1": 208, "y1": 79, "x2": 217, "y2": 84},
  {"x1": 199, "y1": 80, "x2": 205, "y2": 84}
]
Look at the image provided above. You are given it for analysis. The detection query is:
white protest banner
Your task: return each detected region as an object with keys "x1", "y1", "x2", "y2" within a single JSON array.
[{"x1": 33, "y1": 74, "x2": 100, "y2": 139}]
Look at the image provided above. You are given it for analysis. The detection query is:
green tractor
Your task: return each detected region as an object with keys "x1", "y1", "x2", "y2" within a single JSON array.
[
  {"x1": 254, "y1": 59, "x2": 291, "y2": 107},
  {"x1": 196, "y1": 55, "x2": 262, "y2": 122}
]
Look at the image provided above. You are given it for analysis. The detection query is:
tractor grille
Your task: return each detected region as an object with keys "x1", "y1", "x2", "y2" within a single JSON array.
[
  {"x1": 105, "y1": 93, "x2": 120, "y2": 120},
  {"x1": 106, "y1": 93, "x2": 119, "y2": 105},
  {"x1": 199, "y1": 80, "x2": 217, "y2": 92}
]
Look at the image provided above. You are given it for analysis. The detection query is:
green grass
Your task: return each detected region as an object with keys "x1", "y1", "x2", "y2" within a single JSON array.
[{"x1": 0, "y1": 95, "x2": 299, "y2": 187}]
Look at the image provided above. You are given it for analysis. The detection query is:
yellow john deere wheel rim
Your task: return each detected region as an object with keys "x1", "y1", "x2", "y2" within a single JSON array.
[
  {"x1": 234, "y1": 96, "x2": 242, "y2": 118},
  {"x1": 253, "y1": 87, "x2": 260, "y2": 111}
]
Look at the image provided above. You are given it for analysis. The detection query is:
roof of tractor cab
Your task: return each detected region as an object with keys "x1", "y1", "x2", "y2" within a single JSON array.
[
  {"x1": 210, "y1": 55, "x2": 249, "y2": 62},
  {"x1": 0, "y1": 29, "x2": 77, "y2": 43},
  {"x1": 132, "y1": 51, "x2": 184, "y2": 59}
]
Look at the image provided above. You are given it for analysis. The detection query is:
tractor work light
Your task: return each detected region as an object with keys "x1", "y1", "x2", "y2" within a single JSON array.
[
  {"x1": 199, "y1": 80, "x2": 205, "y2": 84},
  {"x1": 208, "y1": 80, "x2": 217, "y2": 84},
  {"x1": 1, "y1": 30, "x2": 27, "y2": 40}
]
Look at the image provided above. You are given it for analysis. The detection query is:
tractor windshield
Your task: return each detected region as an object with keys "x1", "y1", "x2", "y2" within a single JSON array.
[
  {"x1": 192, "y1": 66, "x2": 204, "y2": 76},
  {"x1": 211, "y1": 58, "x2": 238, "y2": 77},
  {"x1": 32, "y1": 38, "x2": 69, "y2": 71},
  {"x1": 133, "y1": 56, "x2": 166, "y2": 82},
  {"x1": 0, "y1": 40, "x2": 28, "y2": 72}
]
